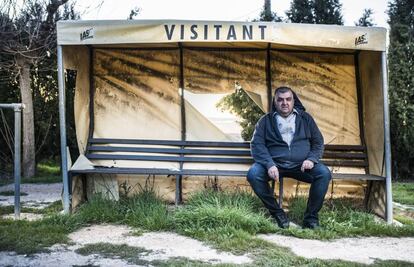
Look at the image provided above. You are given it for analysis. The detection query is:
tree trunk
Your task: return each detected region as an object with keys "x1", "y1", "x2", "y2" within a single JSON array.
[{"x1": 16, "y1": 57, "x2": 36, "y2": 178}]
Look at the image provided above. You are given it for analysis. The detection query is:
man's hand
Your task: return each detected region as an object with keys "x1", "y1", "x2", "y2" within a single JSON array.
[
  {"x1": 301, "y1": 160, "x2": 314, "y2": 172},
  {"x1": 268, "y1": 166, "x2": 279, "y2": 182}
]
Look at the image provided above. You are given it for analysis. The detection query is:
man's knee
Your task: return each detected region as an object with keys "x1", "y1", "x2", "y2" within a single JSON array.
[
  {"x1": 247, "y1": 163, "x2": 268, "y2": 183},
  {"x1": 314, "y1": 163, "x2": 332, "y2": 181}
]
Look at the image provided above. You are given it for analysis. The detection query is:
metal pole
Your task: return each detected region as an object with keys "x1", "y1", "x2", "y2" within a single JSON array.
[
  {"x1": 13, "y1": 106, "x2": 22, "y2": 219},
  {"x1": 0, "y1": 104, "x2": 24, "y2": 109},
  {"x1": 381, "y1": 51, "x2": 393, "y2": 224},
  {"x1": 0, "y1": 103, "x2": 24, "y2": 219},
  {"x1": 57, "y1": 45, "x2": 70, "y2": 214}
]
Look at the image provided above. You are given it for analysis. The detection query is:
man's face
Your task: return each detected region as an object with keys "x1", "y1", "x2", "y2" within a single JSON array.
[{"x1": 275, "y1": 91, "x2": 294, "y2": 117}]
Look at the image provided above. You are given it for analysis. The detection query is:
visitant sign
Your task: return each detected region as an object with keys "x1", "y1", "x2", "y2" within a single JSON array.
[{"x1": 57, "y1": 20, "x2": 386, "y2": 51}]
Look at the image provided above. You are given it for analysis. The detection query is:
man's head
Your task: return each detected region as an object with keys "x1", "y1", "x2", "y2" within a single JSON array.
[{"x1": 274, "y1": 86, "x2": 294, "y2": 117}]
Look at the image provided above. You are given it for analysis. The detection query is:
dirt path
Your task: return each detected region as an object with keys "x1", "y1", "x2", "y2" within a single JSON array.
[
  {"x1": 0, "y1": 224, "x2": 252, "y2": 266},
  {"x1": 259, "y1": 234, "x2": 414, "y2": 264},
  {"x1": 0, "y1": 183, "x2": 62, "y2": 208}
]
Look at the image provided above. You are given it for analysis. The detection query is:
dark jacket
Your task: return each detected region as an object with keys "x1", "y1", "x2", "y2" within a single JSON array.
[{"x1": 251, "y1": 90, "x2": 324, "y2": 170}]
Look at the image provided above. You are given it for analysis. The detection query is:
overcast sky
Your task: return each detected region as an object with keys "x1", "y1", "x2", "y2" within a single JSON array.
[{"x1": 77, "y1": 0, "x2": 389, "y2": 28}]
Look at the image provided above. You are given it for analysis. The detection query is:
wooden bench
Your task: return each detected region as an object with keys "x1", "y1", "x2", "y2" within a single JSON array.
[{"x1": 69, "y1": 138, "x2": 385, "y2": 205}]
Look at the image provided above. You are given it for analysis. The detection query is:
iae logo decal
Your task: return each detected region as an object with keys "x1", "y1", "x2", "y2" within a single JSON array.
[
  {"x1": 80, "y1": 28, "x2": 94, "y2": 41},
  {"x1": 355, "y1": 33, "x2": 368, "y2": 46}
]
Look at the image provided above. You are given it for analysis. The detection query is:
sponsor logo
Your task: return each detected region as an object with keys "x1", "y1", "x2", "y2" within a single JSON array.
[
  {"x1": 355, "y1": 33, "x2": 368, "y2": 46},
  {"x1": 164, "y1": 24, "x2": 267, "y2": 41},
  {"x1": 80, "y1": 28, "x2": 94, "y2": 41}
]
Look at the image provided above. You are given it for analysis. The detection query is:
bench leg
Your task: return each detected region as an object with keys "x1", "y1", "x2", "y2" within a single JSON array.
[
  {"x1": 271, "y1": 178, "x2": 283, "y2": 208},
  {"x1": 279, "y1": 177, "x2": 283, "y2": 208},
  {"x1": 175, "y1": 175, "x2": 182, "y2": 205}
]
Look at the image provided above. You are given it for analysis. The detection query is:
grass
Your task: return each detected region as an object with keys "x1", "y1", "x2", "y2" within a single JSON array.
[
  {"x1": 76, "y1": 243, "x2": 152, "y2": 266},
  {"x1": 0, "y1": 190, "x2": 28, "y2": 196},
  {"x1": 1, "y1": 186, "x2": 414, "y2": 266},
  {"x1": 173, "y1": 190, "x2": 277, "y2": 252},
  {"x1": 284, "y1": 196, "x2": 414, "y2": 239},
  {"x1": 393, "y1": 182, "x2": 414, "y2": 205},
  {"x1": 0, "y1": 160, "x2": 61, "y2": 186},
  {"x1": 0, "y1": 214, "x2": 79, "y2": 254}
]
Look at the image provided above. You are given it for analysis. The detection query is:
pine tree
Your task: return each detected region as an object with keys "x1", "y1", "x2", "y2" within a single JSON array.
[
  {"x1": 387, "y1": 0, "x2": 414, "y2": 179},
  {"x1": 286, "y1": 0, "x2": 314, "y2": 23},
  {"x1": 257, "y1": 0, "x2": 282, "y2": 22},
  {"x1": 312, "y1": 0, "x2": 343, "y2": 25},
  {"x1": 355, "y1": 8, "x2": 375, "y2": 26}
]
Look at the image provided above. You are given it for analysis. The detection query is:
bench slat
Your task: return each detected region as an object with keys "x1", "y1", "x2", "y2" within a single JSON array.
[
  {"x1": 88, "y1": 146, "x2": 251, "y2": 156},
  {"x1": 324, "y1": 144, "x2": 365, "y2": 151},
  {"x1": 88, "y1": 146, "x2": 364, "y2": 159},
  {"x1": 321, "y1": 159, "x2": 368, "y2": 167},
  {"x1": 86, "y1": 154, "x2": 367, "y2": 167},
  {"x1": 86, "y1": 153, "x2": 254, "y2": 164},
  {"x1": 322, "y1": 152, "x2": 366, "y2": 159},
  {"x1": 89, "y1": 138, "x2": 251, "y2": 148}
]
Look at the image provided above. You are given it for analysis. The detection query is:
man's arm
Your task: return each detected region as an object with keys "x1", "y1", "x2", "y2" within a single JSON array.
[
  {"x1": 251, "y1": 116, "x2": 276, "y2": 170},
  {"x1": 306, "y1": 115, "x2": 324, "y2": 163}
]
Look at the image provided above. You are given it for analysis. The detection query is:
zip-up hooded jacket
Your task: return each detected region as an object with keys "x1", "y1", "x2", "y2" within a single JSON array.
[{"x1": 250, "y1": 89, "x2": 324, "y2": 170}]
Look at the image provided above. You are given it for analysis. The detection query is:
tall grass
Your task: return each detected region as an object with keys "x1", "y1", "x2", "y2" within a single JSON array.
[{"x1": 173, "y1": 190, "x2": 277, "y2": 252}]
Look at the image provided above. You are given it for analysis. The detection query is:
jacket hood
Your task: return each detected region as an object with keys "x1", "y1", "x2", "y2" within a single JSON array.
[{"x1": 271, "y1": 88, "x2": 306, "y2": 113}]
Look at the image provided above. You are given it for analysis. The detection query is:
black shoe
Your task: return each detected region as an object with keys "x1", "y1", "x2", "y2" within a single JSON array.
[
  {"x1": 302, "y1": 221, "x2": 320, "y2": 230},
  {"x1": 272, "y1": 212, "x2": 290, "y2": 229}
]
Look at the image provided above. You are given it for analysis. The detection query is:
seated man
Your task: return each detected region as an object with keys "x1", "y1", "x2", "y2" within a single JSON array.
[{"x1": 247, "y1": 86, "x2": 331, "y2": 229}]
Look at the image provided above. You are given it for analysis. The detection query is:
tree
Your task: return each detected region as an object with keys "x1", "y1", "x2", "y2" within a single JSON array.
[
  {"x1": 387, "y1": 0, "x2": 414, "y2": 179},
  {"x1": 286, "y1": 0, "x2": 314, "y2": 23},
  {"x1": 217, "y1": 88, "x2": 264, "y2": 141},
  {"x1": 127, "y1": 6, "x2": 140, "y2": 20},
  {"x1": 255, "y1": 0, "x2": 283, "y2": 22},
  {"x1": 355, "y1": 8, "x2": 375, "y2": 26},
  {"x1": 0, "y1": 0, "x2": 74, "y2": 177},
  {"x1": 312, "y1": 0, "x2": 343, "y2": 25}
]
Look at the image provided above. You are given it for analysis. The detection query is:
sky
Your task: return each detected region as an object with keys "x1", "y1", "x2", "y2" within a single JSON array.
[{"x1": 77, "y1": 0, "x2": 389, "y2": 28}]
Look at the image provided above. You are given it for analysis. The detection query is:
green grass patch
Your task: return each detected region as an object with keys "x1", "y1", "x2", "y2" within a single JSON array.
[
  {"x1": 76, "y1": 243, "x2": 152, "y2": 266},
  {"x1": 123, "y1": 190, "x2": 172, "y2": 231},
  {"x1": 393, "y1": 182, "x2": 414, "y2": 205},
  {"x1": 0, "y1": 190, "x2": 28, "y2": 196},
  {"x1": 0, "y1": 201, "x2": 62, "y2": 216},
  {"x1": 0, "y1": 205, "x2": 14, "y2": 216},
  {"x1": 173, "y1": 190, "x2": 277, "y2": 252},
  {"x1": 0, "y1": 160, "x2": 61, "y2": 186},
  {"x1": 284, "y1": 196, "x2": 414, "y2": 239},
  {"x1": 37, "y1": 160, "x2": 60, "y2": 175},
  {"x1": 394, "y1": 214, "x2": 414, "y2": 226},
  {"x1": 0, "y1": 214, "x2": 79, "y2": 254}
]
